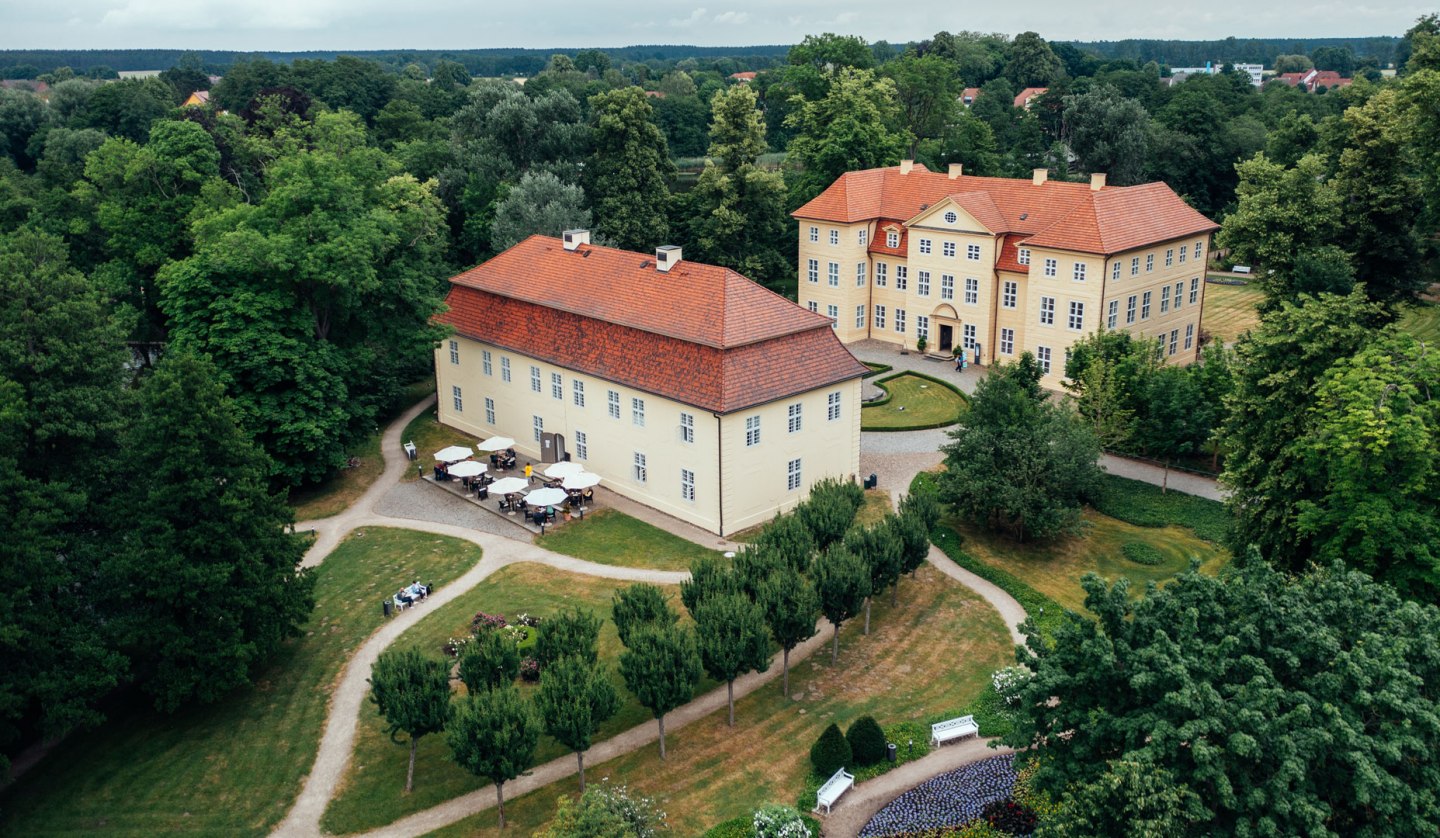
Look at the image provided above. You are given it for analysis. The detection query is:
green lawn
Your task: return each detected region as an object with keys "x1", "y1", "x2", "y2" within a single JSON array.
[
  {"x1": 1092, "y1": 474, "x2": 1232, "y2": 544},
  {"x1": 0, "y1": 528, "x2": 484, "y2": 837},
  {"x1": 320, "y1": 564, "x2": 699, "y2": 835},
  {"x1": 425, "y1": 563, "x2": 1012, "y2": 836},
  {"x1": 861, "y1": 373, "x2": 968, "y2": 430},
  {"x1": 1200, "y1": 280, "x2": 1264, "y2": 344},
  {"x1": 1400, "y1": 300, "x2": 1440, "y2": 343},
  {"x1": 400, "y1": 407, "x2": 484, "y2": 483},
  {"x1": 536, "y1": 508, "x2": 726, "y2": 571}
]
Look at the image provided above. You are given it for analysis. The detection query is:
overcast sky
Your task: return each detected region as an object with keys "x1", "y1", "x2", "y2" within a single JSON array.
[{"x1": 0, "y1": 0, "x2": 1427, "y2": 51}]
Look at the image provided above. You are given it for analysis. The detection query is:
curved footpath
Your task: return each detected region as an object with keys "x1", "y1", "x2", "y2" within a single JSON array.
[{"x1": 272, "y1": 394, "x2": 1039, "y2": 837}]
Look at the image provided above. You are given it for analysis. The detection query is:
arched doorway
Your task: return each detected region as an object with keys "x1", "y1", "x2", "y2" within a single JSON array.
[{"x1": 931, "y1": 304, "x2": 960, "y2": 354}]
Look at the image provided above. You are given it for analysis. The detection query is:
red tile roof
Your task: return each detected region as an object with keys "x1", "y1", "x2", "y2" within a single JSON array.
[
  {"x1": 437, "y1": 236, "x2": 867, "y2": 413},
  {"x1": 1014, "y1": 87, "x2": 1048, "y2": 108},
  {"x1": 961, "y1": 87, "x2": 980, "y2": 104},
  {"x1": 995, "y1": 235, "x2": 1029, "y2": 273},
  {"x1": 794, "y1": 164, "x2": 1218, "y2": 256},
  {"x1": 730, "y1": 71, "x2": 758, "y2": 81},
  {"x1": 867, "y1": 220, "x2": 908, "y2": 257}
]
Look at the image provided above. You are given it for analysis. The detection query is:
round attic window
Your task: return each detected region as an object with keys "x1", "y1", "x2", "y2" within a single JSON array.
[{"x1": 944, "y1": 211, "x2": 958, "y2": 224}]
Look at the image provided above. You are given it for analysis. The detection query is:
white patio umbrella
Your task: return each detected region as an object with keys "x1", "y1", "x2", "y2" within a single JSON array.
[
  {"x1": 543, "y1": 461, "x2": 585, "y2": 479},
  {"x1": 434, "y1": 445, "x2": 474, "y2": 462},
  {"x1": 477, "y1": 436, "x2": 516, "y2": 453},
  {"x1": 525, "y1": 487, "x2": 569, "y2": 507},
  {"x1": 447, "y1": 461, "x2": 486, "y2": 478},
  {"x1": 562, "y1": 472, "x2": 602, "y2": 490},
  {"x1": 488, "y1": 476, "x2": 530, "y2": 495}
]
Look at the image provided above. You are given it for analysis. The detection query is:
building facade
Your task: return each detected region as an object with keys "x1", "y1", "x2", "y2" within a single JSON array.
[
  {"x1": 794, "y1": 162, "x2": 1219, "y2": 388},
  {"x1": 434, "y1": 234, "x2": 868, "y2": 536}
]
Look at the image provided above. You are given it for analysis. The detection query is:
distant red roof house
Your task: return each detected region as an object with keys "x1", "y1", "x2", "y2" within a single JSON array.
[
  {"x1": 182, "y1": 90, "x2": 211, "y2": 107},
  {"x1": 1277, "y1": 69, "x2": 1352, "y2": 92},
  {"x1": 1013, "y1": 87, "x2": 1048, "y2": 109},
  {"x1": 437, "y1": 236, "x2": 866, "y2": 413},
  {"x1": 644, "y1": 90, "x2": 667, "y2": 99},
  {"x1": 729, "y1": 71, "x2": 758, "y2": 82},
  {"x1": 961, "y1": 87, "x2": 980, "y2": 106}
]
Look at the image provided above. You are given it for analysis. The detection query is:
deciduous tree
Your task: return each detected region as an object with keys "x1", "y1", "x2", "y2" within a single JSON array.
[
  {"x1": 812, "y1": 545, "x2": 870, "y2": 663},
  {"x1": 458, "y1": 630, "x2": 521, "y2": 692},
  {"x1": 618, "y1": 625, "x2": 701, "y2": 759},
  {"x1": 757, "y1": 565, "x2": 819, "y2": 696},
  {"x1": 784, "y1": 67, "x2": 909, "y2": 204},
  {"x1": 535, "y1": 655, "x2": 619, "y2": 792},
  {"x1": 694, "y1": 593, "x2": 771, "y2": 725},
  {"x1": 611, "y1": 583, "x2": 677, "y2": 647},
  {"x1": 369, "y1": 649, "x2": 452, "y2": 794},
  {"x1": 535, "y1": 608, "x2": 602, "y2": 667},
  {"x1": 447, "y1": 685, "x2": 541, "y2": 827},
  {"x1": 584, "y1": 86, "x2": 674, "y2": 251}
]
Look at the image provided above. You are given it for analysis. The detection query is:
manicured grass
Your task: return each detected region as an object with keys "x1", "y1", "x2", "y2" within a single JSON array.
[
  {"x1": 861, "y1": 373, "x2": 968, "y2": 430},
  {"x1": 536, "y1": 508, "x2": 726, "y2": 571},
  {"x1": 400, "y1": 408, "x2": 484, "y2": 483},
  {"x1": 430, "y1": 563, "x2": 1012, "y2": 837},
  {"x1": 320, "y1": 564, "x2": 699, "y2": 835},
  {"x1": 1093, "y1": 474, "x2": 1232, "y2": 544},
  {"x1": 0, "y1": 528, "x2": 484, "y2": 837},
  {"x1": 1200, "y1": 280, "x2": 1264, "y2": 344},
  {"x1": 1400, "y1": 301, "x2": 1440, "y2": 344}
]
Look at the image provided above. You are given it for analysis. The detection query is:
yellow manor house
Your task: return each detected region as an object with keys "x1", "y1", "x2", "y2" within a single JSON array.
[
  {"x1": 434, "y1": 232, "x2": 868, "y2": 536},
  {"x1": 794, "y1": 162, "x2": 1220, "y2": 387}
]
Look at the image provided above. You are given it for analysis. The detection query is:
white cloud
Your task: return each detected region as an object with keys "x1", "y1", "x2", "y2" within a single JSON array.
[
  {"x1": 713, "y1": 10, "x2": 749, "y2": 24},
  {"x1": 669, "y1": 7, "x2": 707, "y2": 27}
]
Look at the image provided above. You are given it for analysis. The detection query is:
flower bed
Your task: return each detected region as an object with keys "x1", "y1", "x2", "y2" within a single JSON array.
[{"x1": 859, "y1": 754, "x2": 1021, "y2": 837}]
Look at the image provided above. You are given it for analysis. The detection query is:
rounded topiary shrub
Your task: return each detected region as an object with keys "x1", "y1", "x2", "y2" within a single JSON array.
[
  {"x1": 846, "y1": 715, "x2": 888, "y2": 765},
  {"x1": 1121, "y1": 542, "x2": 1165, "y2": 566},
  {"x1": 809, "y1": 722, "x2": 852, "y2": 776}
]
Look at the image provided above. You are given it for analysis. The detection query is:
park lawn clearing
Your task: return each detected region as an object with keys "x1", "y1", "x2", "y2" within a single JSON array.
[
  {"x1": 537, "y1": 508, "x2": 725, "y2": 571},
  {"x1": 862, "y1": 373, "x2": 967, "y2": 430},
  {"x1": 320, "y1": 563, "x2": 701, "y2": 835},
  {"x1": 1400, "y1": 301, "x2": 1439, "y2": 344},
  {"x1": 399, "y1": 406, "x2": 483, "y2": 483},
  {"x1": 1200, "y1": 280, "x2": 1264, "y2": 344},
  {"x1": 0, "y1": 528, "x2": 483, "y2": 838}
]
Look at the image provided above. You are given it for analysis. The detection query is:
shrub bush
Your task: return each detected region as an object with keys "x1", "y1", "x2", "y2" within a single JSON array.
[
  {"x1": 846, "y1": 715, "x2": 888, "y2": 765},
  {"x1": 1121, "y1": 541, "x2": 1165, "y2": 566},
  {"x1": 981, "y1": 798, "x2": 1037, "y2": 834},
  {"x1": 809, "y1": 722, "x2": 851, "y2": 776},
  {"x1": 457, "y1": 630, "x2": 521, "y2": 691},
  {"x1": 754, "y1": 804, "x2": 812, "y2": 838},
  {"x1": 701, "y1": 816, "x2": 751, "y2": 838}
]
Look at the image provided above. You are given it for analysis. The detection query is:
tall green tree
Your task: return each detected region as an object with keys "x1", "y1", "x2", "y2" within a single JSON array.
[
  {"x1": 1063, "y1": 84, "x2": 1150, "y2": 185},
  {"x1": 883, "y1": 53, "x2": 961, "y2": 158},
  {"x1": 757, "y1": 565, "x2": 820, "y2": 696},
  {"x1": 584, "y1": 86, "x2": 675, "y2": 251},
  {"x1": 680, "y1": 555, "x2": 741, "y2": 615},
  {"x1": 1135, "y1": 365, "x2": 1210, "y2": 493},
  {"x1": 447, "y1": 685, "x2": 541, "y2": 828},
  {"x1": 750, "y1": 511, "x2": 816, "y2": 573},
  {"x1": 789, "y1": 33, "x2": 875, "y2": 71},
  {"x1": 458, "y1": 630, "x2": 521, "y2": 692},
  {"x1": 812, "y1": 545, "x2": 870, "y2": 663},
  {"x1": 535, "y1": 608, "x2": 603, "y2": 667},
  {"x1": 795, "y1": 476, "x2": 863, "y2": 549},
  {"x1": 369, "y1": 649, "x2": 453, "y2": 794},
  {"x1": 1005, "y1": 32, "x2": 1064, "y2": 88},
  {"x1": 693, "y1": 593, "x2": 771, "y2": 726},
  {"x1": 844, "y1": 521, "x2": 903, "y2": 630},
  {"x1": 618, "y1": 625, "x2": 702, "y2": 759},
  {"x1": 611, "y1": 583, "x2": 678, "y2": 647},
  {"x1": 535, "y1": 655, "x2": 620, "y2": 792},
  {"x1": 784, "y1": 67, "x2": 909, "y2": 204},
  {"x1": 489, "y1": 170, "x2": 590, "y2": 252}
]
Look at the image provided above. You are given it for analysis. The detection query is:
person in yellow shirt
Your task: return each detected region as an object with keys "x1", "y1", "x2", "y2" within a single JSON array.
[{"x1": 524, "y1": 463, "x2": 534, "y2": 483}]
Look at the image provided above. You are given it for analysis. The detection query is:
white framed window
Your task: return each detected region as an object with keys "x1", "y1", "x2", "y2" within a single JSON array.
[
  {"x1": 917, "y1": 271, "x2": 930, "y2": 296},
  {"x1": 1068, "y1": 300, "x2": 1085, "y2": 331},
  {"x1": 680, "y1": 412, "x2": 694, "y2": 443},
  {"x1": 874, "y1": 304, "x2": 886, "y2": 330},
  {"x1": 807, "y1": 301, "x2": 818, "y2": 313},
  {"x1": 452, "y1": 385, "x2": 463, "y2": 411},
  {"x1": 575, "y1": 430, "x2": 587, "y2": 459},
  {"x1": 875, "y1": 262, "x2": 887, "y2": 287},
  {"x1": 482, "y1": 350, "x2": 492, "y2": 376},
  {"x1": 1174, "y1": 281, "x2": 1185, "y2": 309},
  {"x1": 895, "y1": 308, "x2": 907, "y2": 333},
  {"x1": 1112, "y1": 261, "x2": 1121, "y2": 281},
  {"x1": 999, "y1": 327, "x2": 1014, "y2": 355},
  {"x1": 631, "y1": 397, "x2": 645, "y2": 427},
  {"x1": 633, "y1": 451, "x2": 647, "y2": 483},
  {"x1": 856, "y1": 262, "x2": 866, "y2": 286},
  {"x1": 967, "y1": 244, "x2": 981, "y2": 261},
  {"x1": 1194, "y1": 242, "x2": 1203, "y2": 261},
  {"x1": 1160, "y1": 285, "x2": 1171, "y2": 313},
  {"x1": 964, "y1": 277, "x2": 979, "y2": 305},
  {"x1": 1037, "y1": 345, "x2": 1052, "y2": 374},
  {"x1": 941, "y1": 274, "x2": 955, "y2": 300},
  {"x1": 827, "y1": 391, "x2": 841, "y2": 421},
  {"x1": 944, "y1": 211, "x2": 958, "y2": 224},
  {"x1": 788, "y1": 402, "x2": 802, "y2": 433},
  {"x1": 786, "y1": 458, "x2": 802, "y2": 491},
  {"x1": 1131, "y1": 257, "x2": 1140, "y2": 276},
  {"x1": 533, "y1": 414, "x2": 543, "y2": 442},
  {"x1": 1165, "y1": 248, "x2": 1174, "y2": 267},
  {"x1": 551, "y1": 372, "x2": 563, "y2": 400},
  {"x1": 916, "y1": 315, "x2": 930, "y2": 341},
  {"x1": 807, "y1": 258, "x2": 818, "y2": 283},
  {"x1": 1073, "y1": 262, "x2": 1086, "y2": 282},
  {"x1": 1141, "y1": 291, "x2": 1152, "y2": 320},
  {"x1": 608, "y1": 389, "x2": 621, "y2": 419},
  {"x1": 501, "y1": 357, "x2": 511, "y2": 382},
  {"x1": 745, "y1": 415, "x2": 761, "y2": 446},
  {"x1": 1126, "y1": 295, "x2": 1137, "y2": 324},
  {"x1": 1189, "y1": 277, "x2": 1199, "y2": 305},
  {"x1": 448, "y1": 340, "x2": 460, "y2": 365},
  {"x1": 1107, "y1": 300, "x2": 1119, "y2": 329},
  {"x1": 1018, "y1": 248, "x2": 1031, "y2": 266},
  {"x1": 886, "y1": 230, "x2": 899, "y2": 248},
  {"x1": 1044, "y1": 258, "x2": 1057, "y2": 277},
  {"x1": 963, "y1": 323, "x2": 977, "y2": 349},
  {"x1": 855, "y1": 305, "x2": 865, "y2": 329},
  {"x1": 826, "y1": 304, "x2": 838, "y2": 328},
  {"x1": 942, "y1": 241, "x2": 956, "y2": 258},
  {"x1": 895, "y1": 265, "x2": 908, "y2": 290},
  {"x1": 681, "y1": 468, "x2": 695, "y2": 501},
  {"x1": 573, "y1": 379, "x2": 585, "y2": 407},
  {"x1": 1146, "y1": 254, "x2": 1155, "y2": 272},
  {"x1": 827, "y1": 262, "x2": 839, "y2": 287},
  {"x1": 1039, "y1": 296, "x2": 1055, "y2": 326},
  {"x1": 484, "y1": 396, "x2": 495, "y2": 425},
  {"x1": 530, "y1": 365, "x2": 541, "y2": 392},
  {"x1": 1169, "y1": 329, "x2": 1179, "y2": 355},
  {"x1": 919, "y1": 238, "x2": 932, "y2": 255},
  {"x1": 829, "y1": 229, "x2": 839, "y2": 245},
  {"x1": 1184, "y1": 323, "x2": 1195, "y2": 350},
  {"x1": 809, "y1": 226, "x2": 818, "y2": 242},
  {"x1": 858, "y1": 229, "x2": 868, "y2": 246},
  {"x1": 1002, "y1": 281, "x2": 1017, "y2": 309},
  {"x1": 1179, "y1": 246, "x2": 1187, "y2": 264}
]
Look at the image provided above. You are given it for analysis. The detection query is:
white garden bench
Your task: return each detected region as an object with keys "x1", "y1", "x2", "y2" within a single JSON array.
[
  {"x1": 812, "y1": 767, "x2": 855, "y2": 815},
  {"x1": 930, "y1": 714, "x2": 979, "y2": 747}
]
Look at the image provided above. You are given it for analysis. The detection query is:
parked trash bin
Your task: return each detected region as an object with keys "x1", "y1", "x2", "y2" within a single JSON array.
[
  {"x1": 887, "y1": 743, "x2": 897, "y2": 762},
  {"x1": 382, "y1": 598, "x2": 392, "y2": 618},
  {"x1": 865, "y1": 473, "x2": 878, "y2": 489}
]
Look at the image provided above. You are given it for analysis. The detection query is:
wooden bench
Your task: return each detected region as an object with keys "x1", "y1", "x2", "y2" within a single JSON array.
[
  {"x1": 812, "y1": 767, "x2": 854, "y2": 815},
  {"x1": 930, "y1": 715, "x2": 979, "y2": 747}
]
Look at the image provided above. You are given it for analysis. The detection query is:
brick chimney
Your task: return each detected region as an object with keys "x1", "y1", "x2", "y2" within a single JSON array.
[
  {"x1": 1032, "y1": 168, "x2": 1048, "y2": 186},
  {"x1": 1090, "y1": 173, "x2": 1107, "y2": 191},
  {"x1": 655, "y1": 245, "x2": 682, "y2": 272},
  {"x1": 899, "y1": 159, "x2": 914, "y2": 175},
  {"x1": 562, "y1": 229, "x2": 590, "y2": 250},
  {"x1": 948, "y1": 163, "x2": 963, "y2": 179}
]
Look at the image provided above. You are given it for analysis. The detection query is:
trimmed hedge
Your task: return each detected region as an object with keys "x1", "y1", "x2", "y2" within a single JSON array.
[
  {"x1": 1121, "y1": 541, "x2": 1165, "y2": 566},
  {"x1": 1092, "y1": 474, "x2": 1231, "y2": 544},
  {"x1": 847, "y1": 715, "x2": 888, "y2": 765},
  {"x1": 861, "y1": 371, "x2": 971, "y2": 432},
  {"x1": 809, "y1": 722, "x2": 851, "y2": 777},
  {"x1": 862, "y1": 361, "x2": 894, "y2": 378}
]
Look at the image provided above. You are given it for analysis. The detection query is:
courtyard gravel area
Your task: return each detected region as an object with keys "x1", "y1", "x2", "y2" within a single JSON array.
[
  {"x1": 859, "y1": 753, "x2": 1021, "y2": 837},
  {"x1": 376, "y1": 480, "x2": 534, "y2": 539}
]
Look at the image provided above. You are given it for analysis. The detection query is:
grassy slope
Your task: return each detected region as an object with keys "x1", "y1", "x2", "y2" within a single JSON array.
[
  {"x1": 861, "y1": 373, "x2": 968, "y2": 430},
  {"x1": 0, "y1": 528, "x2": 484, "y2": 837},
  {"x1": 536, "y1": 508, "x2": 725, "y2": 572},
  {"x1": 1199, "y1": 281, "x2": 1264, "y2": 344}
]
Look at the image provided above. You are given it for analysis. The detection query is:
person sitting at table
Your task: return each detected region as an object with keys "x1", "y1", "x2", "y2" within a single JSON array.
[{"x1": 489, "y1": 452, "x2": 500, "y2": 467}]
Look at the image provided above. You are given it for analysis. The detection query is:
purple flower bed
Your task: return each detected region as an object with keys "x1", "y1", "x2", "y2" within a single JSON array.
[{"x1": 859, "y1": 754, "x2": 1021, "y2": 837}]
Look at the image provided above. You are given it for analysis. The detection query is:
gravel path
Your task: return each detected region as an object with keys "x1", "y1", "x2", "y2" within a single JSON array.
[
  {"x1": 374, "y1": 479, "x2": 533, "y2": 538},
  {"x1": 858, "y1": 753, "x2": 1020, "y2": 837}
]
